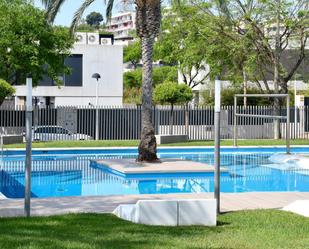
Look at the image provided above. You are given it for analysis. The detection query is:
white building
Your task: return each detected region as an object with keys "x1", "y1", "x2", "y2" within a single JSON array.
[
  {"x1": 107, "y1": 12, "x2": 136, "y2": 39},
  {"x1": 14, "y1": 32, "x2": 123, "y2": 107}
]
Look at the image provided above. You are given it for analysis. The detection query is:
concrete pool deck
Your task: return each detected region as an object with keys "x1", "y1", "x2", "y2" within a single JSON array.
[
  {"x1": 94, "y1": 158, "x2": 228, "y2": 175},
  {"x1": 1, "y1": 192, "x2": 309, "y2": 217}
]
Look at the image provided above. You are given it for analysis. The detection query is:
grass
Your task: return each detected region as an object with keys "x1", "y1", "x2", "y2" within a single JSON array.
[
  {"x1": 4, "y1": 139, "x2": 309, "y2": 148},
  {"x1": 0, "y1": 210, "x2": 308, "y2": 249}
]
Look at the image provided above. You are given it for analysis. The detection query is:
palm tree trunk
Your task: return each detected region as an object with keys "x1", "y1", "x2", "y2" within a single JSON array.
[{"x1": 137, "y1": 36, "x2": 158, "y2": 162}]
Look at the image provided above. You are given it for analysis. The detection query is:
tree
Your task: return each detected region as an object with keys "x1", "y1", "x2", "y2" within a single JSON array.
[
  {"x1": 0, "y1": 79, "x2": 15, "y2": 106},
  {"x1": 44, "y1": 0, "x2": 162, "y2": 162},
  {"x1": 198, "y1": 0, "x2": 309, "y2": 138},
  {"x1": 155, "y1": 5, "x2": 210, "y2": 89},
  {"x1": 123, "y1": 66, "x2": 178, "y2": 104},
  {"x1": 154, "y1": 81, "x2": 193, "y2": 134},
  {"x1": 0, "y1": 0, "x2": 73, "y2": 86},
  {"x1": 86, "y1": 12, "x2": 103, "y2": 28},
  {"x1": 123, "y1": 41, "x2": 142, "y2": 69}
]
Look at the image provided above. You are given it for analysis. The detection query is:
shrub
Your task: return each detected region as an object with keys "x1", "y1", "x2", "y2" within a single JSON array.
[
  {"x1": 0, "y1": 79, "x2": 15, "y2": 105},
  {"x1": 153, "y1": 81, "x2": 193, "y2": 106}
]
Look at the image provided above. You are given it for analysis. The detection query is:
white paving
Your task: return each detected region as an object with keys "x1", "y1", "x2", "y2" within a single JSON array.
[
  {"x1": 282, "y1": 200, "x2": 309, "y2": 217},
  {"x1": 1, "y1": 192, "x2": 309, "y2": 217}
]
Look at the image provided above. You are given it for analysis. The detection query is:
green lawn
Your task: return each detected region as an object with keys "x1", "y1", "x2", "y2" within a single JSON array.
[
  {"x1": 0, "y1": 210, "x2": 308, "y2": 249},
  {"x1": 4, "y1": 139, "x2": 309, "y2": 148}
]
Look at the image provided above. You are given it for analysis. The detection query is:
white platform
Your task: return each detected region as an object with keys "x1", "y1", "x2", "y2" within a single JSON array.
[
  {"x1": 282, "y1": 200, "x2": 309, "y2": 217},
  {"x1": 95, "y1": 158, "x2": 228, "y2": 175},
  {"x1": 113, "y1": 199, "x2": 217, "y2": 226},
  {"x1": 268, "y1": 153, "x2": 309, "y2": 170}
]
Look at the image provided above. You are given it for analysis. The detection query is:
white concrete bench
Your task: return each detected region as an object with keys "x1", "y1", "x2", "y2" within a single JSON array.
[{"x1": 113, "y1": 199, "x2": 216, "y2": 226}]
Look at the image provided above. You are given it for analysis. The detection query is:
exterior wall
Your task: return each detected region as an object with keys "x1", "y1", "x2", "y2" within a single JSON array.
[
  {"x1": 14, "y1": 44, "x2": 123, "y2": 107},
  {"x1": 54, "y1": 96, "x2": 123, "y2": 106}
]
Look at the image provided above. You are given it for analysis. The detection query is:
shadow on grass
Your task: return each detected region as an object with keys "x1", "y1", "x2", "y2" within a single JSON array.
[{"x1": 0, "y1": 213, "x2": 229, "y2": 249}]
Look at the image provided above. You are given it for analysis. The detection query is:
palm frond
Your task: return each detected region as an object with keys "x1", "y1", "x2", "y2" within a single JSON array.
[
  {"x1": 46, "y1": 0, "x2": 67, "y2": 23},
  {"x1": 217, "y1": 0, "x2": 231, "y2": 19},
  {"x1": 41, "y1": 0, "x2": 52, "y2": 8},
  {"x1": 70, "y1": 0, "x2": 96, "y2": 33},
  {"x1": 106, "y1": 0, "x2": 115, "y2": 22}
]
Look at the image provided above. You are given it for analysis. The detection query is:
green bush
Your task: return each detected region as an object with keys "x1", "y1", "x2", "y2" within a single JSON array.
[
  {"x1": 123, "y1": 69, "x2": 142, "y2": 88},
  {"x1": 0, "y1": 79, "x2": 15, "y2": 105},
  {"x1": 123, "y1": 66, "x2": 178, "y2": 89},
  {"x1": 153, "y1": 66, "x2": 178, "y2": 86},
  {"x1": 153, "y1": 81, "x2": 193, "y2": 105}
]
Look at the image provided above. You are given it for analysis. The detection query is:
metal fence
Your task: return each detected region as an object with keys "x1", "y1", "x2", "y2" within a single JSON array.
[{"x1": 1, "y1": 104, "x2": 309, "y2": 141}]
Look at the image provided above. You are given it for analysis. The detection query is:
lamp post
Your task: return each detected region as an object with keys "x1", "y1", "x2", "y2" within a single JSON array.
[
  {"x1": 25, "y1": 75, "x2": 32, "y2": 217},
  {"x1": 214, "y1": 76, "x2": 221, "y2": 215},
  {"x1": 92, "y1": 73, "x2": 101, "y2": 141}
]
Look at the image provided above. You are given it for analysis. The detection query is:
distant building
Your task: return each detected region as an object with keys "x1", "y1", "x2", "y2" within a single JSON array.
[
  {"x1": 14, "y1": 32, "x2": 123, "y2": 107},
  {"x1": 106, "y1": 12, "x2": 136, "y2": 39}
]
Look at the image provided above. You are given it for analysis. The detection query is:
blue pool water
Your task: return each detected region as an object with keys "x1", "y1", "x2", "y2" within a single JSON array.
[{"x1": 1, "y1": 147, "x2": 309, "y2": 198}]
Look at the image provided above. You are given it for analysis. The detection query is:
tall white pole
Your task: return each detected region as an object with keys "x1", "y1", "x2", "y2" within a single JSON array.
[
  {"x1": 25, "y1": 76, "x2": 32, "y2": 217},
  {"x1": 294, "y1": 80, "x2": 297, "y2": 136},
  {"x1": 214, "y1": 76, "x2": 221, "y2": 215},
  {"x1": 95, "y1": 79, "x2": 99, "y2": 140}
]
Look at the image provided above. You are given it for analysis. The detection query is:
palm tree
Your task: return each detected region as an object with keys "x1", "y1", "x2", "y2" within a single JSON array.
[{"x1": 42, "y1": 0, "x2": 160, "y2": 162}]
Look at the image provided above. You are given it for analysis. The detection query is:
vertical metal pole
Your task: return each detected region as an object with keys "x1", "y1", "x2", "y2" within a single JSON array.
[
  {"x1": 286, "y1": 95, "x2": 290, "y2": 154},
  {"x1": 294, "y1": 80, "x2": 297, "y2": 138},
  {"x1": 95, "y1": 79, "x2": 99, "y2": 140},
  {"x1": 0, "y1": 128, "x2": 3, "y2": 166},
  {"x1": 25, "y1": 76, "x2": 32, "y2": 217},
  {"x1": 233, "y1": 96, "x2": 237, "y2": 146},
  {"x1": 214, "y1": 77, "x2": 221, "y2": 215}
]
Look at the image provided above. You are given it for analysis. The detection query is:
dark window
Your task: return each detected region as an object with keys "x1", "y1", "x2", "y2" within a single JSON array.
[
  {"x1": 37, "y1": 54, "x2": 83, "y2": 87},
  {"x1": 64, "y1": 54, "x2": 83, "y2": 86},
  {"x1": 38, "y1": 65, "x2": 55, "y2": 86},
  {"x1": 38, "y1": 74, "x2": 54, "y2": 86}
]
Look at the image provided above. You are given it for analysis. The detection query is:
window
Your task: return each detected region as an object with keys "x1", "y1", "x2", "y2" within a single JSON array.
[
  {"x1": 37, "y1": 54, "x2": 83, "y2": 87},
  {"x1": 64, "y1": 54, "x2": 83, "y2": 87}
]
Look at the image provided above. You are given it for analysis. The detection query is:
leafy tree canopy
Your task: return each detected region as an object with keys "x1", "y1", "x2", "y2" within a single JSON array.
[
  {"x1": 86, "y1": 12, "x2": 104, "y2": 28},
  {"x1": 0, "y1": 0, "x2": 74, "y2": 86},
  {"x1": 153, "y1": 81, "x2": 193, "y2": 105},
  {"x1": 123, "y1": 41, "x2": 142, "y2": 69}
]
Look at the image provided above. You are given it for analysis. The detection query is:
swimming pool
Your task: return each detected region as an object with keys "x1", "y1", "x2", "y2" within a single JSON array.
[{"x1": 1, "y1": 147, "x2": 309, "y2": 198}]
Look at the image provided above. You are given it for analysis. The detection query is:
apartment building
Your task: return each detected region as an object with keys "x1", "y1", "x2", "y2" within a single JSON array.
[{"x1": 106, "y1": 12, "x2": 136, "y2": 40}]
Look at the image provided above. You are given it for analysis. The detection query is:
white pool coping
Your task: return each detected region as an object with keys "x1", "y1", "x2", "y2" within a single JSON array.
[{"x1": 0, "y1": 193, "x2": 7, "y2": 200}]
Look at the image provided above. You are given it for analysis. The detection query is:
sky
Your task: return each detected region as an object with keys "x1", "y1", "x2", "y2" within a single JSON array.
[{"x1": 34, "y1": 0, "x2": 119, "y2": 26}]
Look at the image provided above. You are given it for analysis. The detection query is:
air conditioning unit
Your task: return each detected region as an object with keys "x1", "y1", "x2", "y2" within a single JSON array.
[
  {"x1": 100, "y1": 38, "x2": 112, "y2": 45},
  {"x1": 87, "y1": 33, "x2": 99, "y2": 45},
  {"x1": 75, "y1": 32, "x2": 87, "y2": 45}
]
